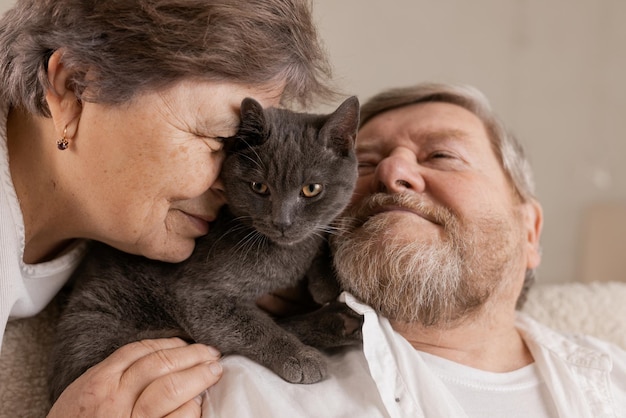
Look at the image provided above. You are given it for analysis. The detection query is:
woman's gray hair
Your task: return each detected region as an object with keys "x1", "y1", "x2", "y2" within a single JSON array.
[
  {"x1": 0, "y1": 0, "x2": 334, "y2": 116},
  {"x1": 359, "y1": 82, "x2": 538, "y2": 307}
]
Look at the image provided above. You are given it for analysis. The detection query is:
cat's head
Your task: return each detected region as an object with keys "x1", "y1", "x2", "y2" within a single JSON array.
[{"x1": 221, "y1": 96, "x2": 360, "y2": 245}]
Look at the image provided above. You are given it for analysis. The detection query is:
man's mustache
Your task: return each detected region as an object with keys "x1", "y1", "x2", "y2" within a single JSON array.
[{"x1": 345, "y1": 193, "x2": 457, "y2": 230}]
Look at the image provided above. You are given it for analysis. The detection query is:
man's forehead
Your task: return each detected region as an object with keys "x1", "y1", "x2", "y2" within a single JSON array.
[
  {"x1": 357, "y1": 120, "x2": 486, "y2": 152},
  {"x1": 363, "y1": 101, "x2": 482, "y2": 129}
]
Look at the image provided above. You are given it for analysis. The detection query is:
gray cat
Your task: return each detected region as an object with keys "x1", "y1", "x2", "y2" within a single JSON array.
[{"x1": 49, "y1": 96, "x2": 361, "y2": 402}]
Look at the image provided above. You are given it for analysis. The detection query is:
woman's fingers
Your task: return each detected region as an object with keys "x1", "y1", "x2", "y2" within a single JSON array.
[
  {"x1": 133, "y1": 361, "x2": 221, "y2": 417},
  {"x1": 104, "y1": 338, "x2": 194, "y2": 372},
  {"x1": 118, "y1": 340, "x2": 220, "y2": 393},
  {"x1": 119, "y1": 340, "x2": 222, "y2": 417}
]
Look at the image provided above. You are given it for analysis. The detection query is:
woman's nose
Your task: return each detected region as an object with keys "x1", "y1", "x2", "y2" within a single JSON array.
[
  {"x1": 211, "y1": 177, "x2": 226, "y2": 194},
  {"x1": 210, "y1": 178, "x2": 228, "y2": 207},
  {"x1": 374, "y1": 149, "x2": 425, "y2": 194}
]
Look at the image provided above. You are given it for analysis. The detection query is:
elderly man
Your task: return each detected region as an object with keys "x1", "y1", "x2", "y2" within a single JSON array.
[{"x1": 204, "y1": 83, "x2": 626, "y2": 417}]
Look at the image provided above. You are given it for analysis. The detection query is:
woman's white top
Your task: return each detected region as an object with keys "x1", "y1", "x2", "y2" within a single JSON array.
[{"x1": 0, "y1": 102, "x2": 86, "y2": 350}]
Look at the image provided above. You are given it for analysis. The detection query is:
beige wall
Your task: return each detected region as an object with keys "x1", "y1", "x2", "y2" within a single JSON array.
[{"x1": 2, "y1": 0, "x2": 624, "y2": 283}]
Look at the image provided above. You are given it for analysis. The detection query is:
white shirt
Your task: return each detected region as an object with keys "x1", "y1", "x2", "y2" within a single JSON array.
[
  {"x1": 417, "y1": 350, "x2": 558, "y2": 417},
  {"x1": 204, "y1": 293, "x2": 626, "y2": 418},
  {"x1": 0, "y1": 102, "x2": 86, "y2": 350}
]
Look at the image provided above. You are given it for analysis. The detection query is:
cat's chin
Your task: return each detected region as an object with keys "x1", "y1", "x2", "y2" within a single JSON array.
[{"x1": 267, "y1": 234, "x2": 311, "y2": 247}]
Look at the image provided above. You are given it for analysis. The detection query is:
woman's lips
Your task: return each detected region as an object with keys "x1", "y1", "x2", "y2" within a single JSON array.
[{"x1": 182, "y1": 212, "x2": 213, "y2": 236}]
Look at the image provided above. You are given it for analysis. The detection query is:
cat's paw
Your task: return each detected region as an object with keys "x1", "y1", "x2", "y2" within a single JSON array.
[
  {"x1": 278, "y1": 346, "x2": 327, "y2": 384},
  {"x1": 336, "y1": 305, "x2": 363, "y2": 340},
  {"x1": 311, "y1": 301, "x2": 363, "y2": 341},
  {"x1": 308, "y1": 277, "x2": 341, "y2": 305},
  {"x1": 278, "y1": 301, "x2": 363, "y2": 349}
]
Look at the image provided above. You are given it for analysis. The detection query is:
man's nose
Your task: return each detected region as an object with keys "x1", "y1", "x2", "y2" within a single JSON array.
[{"x1": 374, "y1": 148, "x2": 425, "y2": 194}]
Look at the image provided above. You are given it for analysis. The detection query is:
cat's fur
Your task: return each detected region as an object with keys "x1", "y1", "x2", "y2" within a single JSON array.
[{"x1": 48, "y1": 96, "x2": 361, "y2": 402}]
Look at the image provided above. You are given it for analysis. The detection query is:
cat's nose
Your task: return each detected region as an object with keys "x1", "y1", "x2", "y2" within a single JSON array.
[
  {"x1": 272, "y1": 203, "x2": 294, "y2": 234},
  {"x1": 273, "y1": 220, "x2": 292, "y2": 234}
]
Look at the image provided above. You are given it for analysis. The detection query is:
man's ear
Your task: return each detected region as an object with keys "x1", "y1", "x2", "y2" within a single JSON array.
[
  {"x1": 522, "y1": 199, "x2": 543, "y2": 270},
  {"x1": 45, "y1": 49, "x2": 82, "y2": 140}
]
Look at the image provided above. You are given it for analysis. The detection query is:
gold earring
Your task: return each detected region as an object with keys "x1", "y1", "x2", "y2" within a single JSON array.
[{"x1": 57, "y1": 126, "x2": 69, "y2": 150}]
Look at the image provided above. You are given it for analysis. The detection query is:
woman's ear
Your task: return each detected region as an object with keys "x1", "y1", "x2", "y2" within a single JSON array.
[
  {"x1": 523, "y1": 199, "x2": 543, "y2": 270},
  {"x1": 45, "y1": 49, "x2": 82, "y2": 140}
]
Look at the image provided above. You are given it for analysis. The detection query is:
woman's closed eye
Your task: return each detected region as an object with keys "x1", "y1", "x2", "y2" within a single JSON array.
[
  {"x1": 190, "y1": 128, "x2": 226, "y2": 152},
  {"x1": 202, "y1": 137, "x2": 224, "y2": 152}
]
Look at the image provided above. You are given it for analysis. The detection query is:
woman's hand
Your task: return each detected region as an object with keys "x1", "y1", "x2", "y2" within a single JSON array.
[{"x1": 48, "y1": 338, "x2": 222, "y2": 418}]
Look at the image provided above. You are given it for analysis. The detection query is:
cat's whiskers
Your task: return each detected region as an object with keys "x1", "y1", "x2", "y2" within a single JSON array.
[
  {"x1": 319, "y1": 224, "x2": 339, "y2": 233},
  {"x1": 234, "y1": 229, "x2": 268, "y2": 259},
  {"x1": 322, "y1": 217, "x2": 356, "y2": 236},
  {"x1": 231, "y1": 215, "x2": 254, "y2": 224},
  {"x1": 308, "y1": 228, "x2": 330, "y2": 241},
  {"x1": 205, "y1": 221, "x2": 254, "y2": 261},
  {"x1": 228, "y1": 216, "x2": 268, "y2": 256}
]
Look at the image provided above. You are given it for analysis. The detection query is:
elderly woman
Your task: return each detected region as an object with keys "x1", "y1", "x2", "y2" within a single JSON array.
[{"x1": 0, "y1": 0, "x2": 333, "y2": 415}]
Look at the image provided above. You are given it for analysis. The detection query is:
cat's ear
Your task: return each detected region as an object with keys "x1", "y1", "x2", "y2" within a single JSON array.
[
  {"x1": 237, "y1": 97, "x2": 269, "y2": 146},
  {"x1": 223, "y1": 98, "x2": 269, "y2": 152},
  {"x1": 320, "y1": 96, "x2": 360, "y2": 155}
]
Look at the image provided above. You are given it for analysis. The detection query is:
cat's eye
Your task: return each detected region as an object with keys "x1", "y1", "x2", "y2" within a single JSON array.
[
  {"x1": 302, "y1": 184, "x2": 323, "y2": 197},
  {"x1": 251, "y1": 182, "x2": 269, "y2": 195}
]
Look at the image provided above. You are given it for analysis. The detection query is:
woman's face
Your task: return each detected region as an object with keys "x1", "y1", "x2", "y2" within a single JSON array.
[{"x1": 71, "y1": 80, "x2": 283, "y2": 262}]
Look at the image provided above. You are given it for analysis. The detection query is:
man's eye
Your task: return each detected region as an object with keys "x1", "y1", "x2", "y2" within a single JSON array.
[
  {"x1": 430, "y1": 151, "x2": 452, "y2": 159},
  {"x1": 251, "y1": 182, "x2": 269, "y2": 195},
  {"x1": 302, "y1": 184, "x2": 323, "y2": 197},
  {"x1": 358, "y1": 162, "x2": 376, "y2": 175}
]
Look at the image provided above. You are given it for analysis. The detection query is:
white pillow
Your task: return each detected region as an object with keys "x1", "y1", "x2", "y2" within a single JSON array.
[{"x1": 522, "y1": 281, "x2": 626, "y2": 349}]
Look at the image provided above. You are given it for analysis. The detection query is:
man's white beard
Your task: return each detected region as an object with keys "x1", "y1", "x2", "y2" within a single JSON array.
[{"x1": 331, "y1": 193, "x2": 522, "y2": 327}]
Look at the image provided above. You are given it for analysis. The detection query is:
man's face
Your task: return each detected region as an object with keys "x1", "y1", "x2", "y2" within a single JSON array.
[{"x1": 332, "y1": 102, "x2": 539, "y2": 326}]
